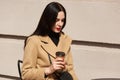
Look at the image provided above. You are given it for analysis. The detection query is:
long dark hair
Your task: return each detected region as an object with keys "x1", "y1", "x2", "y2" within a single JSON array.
[
  {"x1": 24, "y1": 2, "x2": 66, "y2": 47},
  {"x1": 32, "y1": 2, "x2": 66, "y2": 36}
]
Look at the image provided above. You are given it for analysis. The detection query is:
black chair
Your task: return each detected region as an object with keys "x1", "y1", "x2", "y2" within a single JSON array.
[{"x1": 17, "y1": 60, "x2": 23, "y2": 80}]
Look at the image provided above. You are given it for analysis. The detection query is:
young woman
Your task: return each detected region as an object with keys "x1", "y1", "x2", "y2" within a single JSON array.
[{"x1": 22, "y1": 2, "x2": 78, "y2": 80}]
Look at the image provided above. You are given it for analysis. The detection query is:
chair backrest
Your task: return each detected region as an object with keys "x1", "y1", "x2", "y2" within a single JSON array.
[{"x1": 17, "y1": 60, "x2": 23, "y2": 80}]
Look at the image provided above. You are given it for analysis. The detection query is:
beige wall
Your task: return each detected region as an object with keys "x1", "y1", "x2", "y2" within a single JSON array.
[
  {"x1": 72, "y1": 45, "x2": 120, "y2": 80},
  {"x1": 0, "y1": 0, "x2": 120, "y2": 80},
  {"x1": 1, "y1": 0, "x2": 120, "y2": 43}
]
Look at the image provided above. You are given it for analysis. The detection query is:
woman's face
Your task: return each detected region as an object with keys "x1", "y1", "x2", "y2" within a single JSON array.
[{"x1": 52, "y1": 11, "x2": 65, "y2": 33}]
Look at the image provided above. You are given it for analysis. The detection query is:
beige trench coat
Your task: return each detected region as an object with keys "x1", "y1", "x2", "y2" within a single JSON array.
[{"x1": 22, "y1": 33, "x2": 78, "y2": 80}]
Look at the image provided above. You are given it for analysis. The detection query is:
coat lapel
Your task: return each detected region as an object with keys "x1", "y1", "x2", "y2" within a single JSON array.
[
  {"x1": 57, "y1": 34, "x2": 72, "y2": 54},
  {"x1": 39, "y1": 36, "x2": 57, "y2": 58},
  {"x1": 39, "y1": 33, "x2": 72, "y2": 58}
]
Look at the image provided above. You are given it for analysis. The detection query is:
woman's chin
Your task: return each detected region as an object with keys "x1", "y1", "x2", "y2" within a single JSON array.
[{"x1": 54, "y1": 31, "x2": 61, "y2": 33}]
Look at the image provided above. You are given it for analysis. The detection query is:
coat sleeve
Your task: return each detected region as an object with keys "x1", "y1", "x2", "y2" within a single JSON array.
[
  {"x1": 65, "y1": 47, "x2": 78, "y2": 80},
  {"x1": 22, "y1": 36, "x2": 45, "y2": 80}
]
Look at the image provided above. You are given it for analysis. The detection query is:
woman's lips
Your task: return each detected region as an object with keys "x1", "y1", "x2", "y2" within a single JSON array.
[{"x1": 56, "y1": 27, "x2": 61, "y2": 31}]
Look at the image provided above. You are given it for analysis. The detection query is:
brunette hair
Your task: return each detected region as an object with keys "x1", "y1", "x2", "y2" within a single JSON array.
[
  {"x1": 32, "y1": 2, "x2": 66, "y2": 36},
  {"x1": 24, "y1": 2, "x2": 66, "y2": 47}
]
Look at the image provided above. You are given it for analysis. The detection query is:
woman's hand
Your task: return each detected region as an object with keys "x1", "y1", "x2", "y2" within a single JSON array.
[
  {"x1": 53, "y1": 57, "x2": 66, "y2": 71},
  {"x1": 45, "y1": 57, "x2": 66, "y2": 75}
]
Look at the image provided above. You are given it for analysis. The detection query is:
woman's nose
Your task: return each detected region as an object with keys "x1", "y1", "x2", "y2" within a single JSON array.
[{"x1": 58, "y1": 21, "x2": 63, "y2": 26}]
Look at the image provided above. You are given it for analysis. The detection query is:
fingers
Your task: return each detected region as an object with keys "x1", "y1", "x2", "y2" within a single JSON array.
[
  {"x1": 53, "y1": 62, "x2": 65, "y2": 70},
  {"x1": 52, "y1": 58, "x2": 66, "y2": 70},
  {"x1": 45, "y1": 58, "x2": 66, "y2": 75}
]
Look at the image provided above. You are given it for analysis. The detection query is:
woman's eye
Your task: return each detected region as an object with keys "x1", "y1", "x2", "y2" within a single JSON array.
[
  {"x1": 56, "y1": 19, "x2": 59, "y2": 22},
  {"x1": 61, "y1": 19, "x2": 64, "y2": 22},
  {"x1": 56, "y1": 18, "x2": 65, "y2": 22}
]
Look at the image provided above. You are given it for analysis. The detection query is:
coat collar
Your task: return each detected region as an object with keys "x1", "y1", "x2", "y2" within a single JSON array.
[{"x1": 39, "y1": 33, "x2": 72, "y2": 58}]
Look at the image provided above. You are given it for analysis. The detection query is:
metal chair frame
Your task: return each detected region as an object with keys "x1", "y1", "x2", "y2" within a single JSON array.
[{"x1": 17, "y1": 60, "x2": 23, "y2": 80}]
